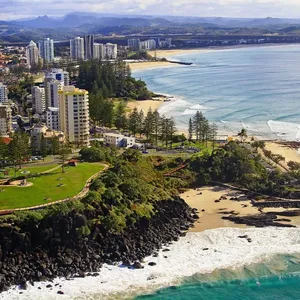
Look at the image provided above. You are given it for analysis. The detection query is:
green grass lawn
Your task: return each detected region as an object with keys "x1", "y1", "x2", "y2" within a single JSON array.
[
  {"x1": 0, "y1": 163, "x2": 104, "y2": 210},
  {"x1": 0, "y1": 163, "x2": 60, "y2": 179}
]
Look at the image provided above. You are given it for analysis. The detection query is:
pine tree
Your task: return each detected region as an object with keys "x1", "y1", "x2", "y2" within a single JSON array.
[
  {"x1": 151, "y1": 110, "x2": 160, "y2": 146},
  {"x1": 114, "y1": 101, "x2": 128, "y2": 130},
  {"x1": 188, "y1": 118, "x2": 193, "y2": 142},
  {"x1": 137, "y1": 110, "x2": 145, "y2": 136},
  {"x1": 40, "y1": 134, "x2": 48, "y2": 160},
  {"x1": 143, "y1": 108, "x2": 154, "y2": 140},
  {"x1": 209, "y1": 123, "x2": 218, "y2": 150},
  {"x1": 59, "y1": 143, "x2": 71, "y2": 173},
  {"x1": 128, "y1": 107, "x2": 140, "y2": 136},
  {"x1": 9, "y1": 132, "x2": 31, "y2": 176}
]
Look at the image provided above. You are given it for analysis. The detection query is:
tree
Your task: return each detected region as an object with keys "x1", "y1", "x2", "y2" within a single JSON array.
[
  {"x1": 160, "y1": 116, "x2": 176, "y2": 149},
  {"x1": 128, "y1": 107, "x2": 140, "y2": 136},
  {"x1": 58, "y1": 143, "x2": 71, "y2": 173},
  {"x1": 0, "y1": 136, "x2": 8, "y2": 167},
  {"x1": 209, "y1": 123, "x2": 218, "y2": 150},
  {"x1": 40, "y1": 134, "x2": 48, "y2": 160},
  {"x1": 143, "y1": 108, "x2": 154, "y2": 140},
  {"x1": 79, "y1": 147, "x2": 105, "y2": 162},
  {"x1": 188, "y1": 118, "x2": 193, "y2": 142},
  {"x1": 8, "y1": 132, "x2": 31, "y2": 176},
  {"x1": 252, "y1": 140, "x2": 266, "y2": 151},
  {"x1": 137, "y1": 110, "x2": 144, "y2": 136},
  {"x1": 238, "y1": 128, "x2": 248, "y2": 142},
  {"x1": 50, "y1": 136, "x2": 60, "y2": 155},
  {"x1": 152, "y1": 110, "x2": 161, "y2": 146},
  {"x1": 114, "y1": 101, "x2": 128, "y2": 130}
]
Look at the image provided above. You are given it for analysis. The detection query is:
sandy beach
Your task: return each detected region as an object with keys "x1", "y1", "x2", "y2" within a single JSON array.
[
  {"x1": 129, "y1": 48, "x2": 210, "y2": 71},
  {"x1": 126, "y1": 98, "x2": 165, "y2": 114},
  {"x1": 129, "y1": 61, "x2": 175, "y2": 71},
  {"x1": 181, "y1": 186, "x2": 258, "y2": 232},
  {"x1": 148, "y1": 48, "x2": 210, "y2": 59},
  {"x1": 265, "y1": 141, "x2": 300, "y2": 165}
]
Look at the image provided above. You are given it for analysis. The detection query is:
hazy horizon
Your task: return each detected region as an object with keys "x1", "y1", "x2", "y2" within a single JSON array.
[{"x1": 2, "y1": 0, "x2": 300, "y2": 21}]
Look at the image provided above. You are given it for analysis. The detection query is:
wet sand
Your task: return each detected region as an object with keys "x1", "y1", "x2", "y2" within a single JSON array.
[
  {"x1": 182, "y1": 186, "x2": 300, "y2": 232},
  {"x1": 181, "y1": 186, "x2": 259, "y2": 232}
]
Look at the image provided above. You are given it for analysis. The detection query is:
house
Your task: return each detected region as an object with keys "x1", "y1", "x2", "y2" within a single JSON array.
[{"x1": 103, "y1": 133, "x2": 136, "y2": 148}]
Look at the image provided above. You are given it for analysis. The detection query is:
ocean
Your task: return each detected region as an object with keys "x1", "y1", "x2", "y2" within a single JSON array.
[
  {"x1": 135, "y1": 254, "x2": 300, "y2": 300},
  {"x1": 3, "y1": 228, "x2": 300, "y2": 300},
  {"x1": 133, "y1": 44, "x2": 300, "y2": 140}
]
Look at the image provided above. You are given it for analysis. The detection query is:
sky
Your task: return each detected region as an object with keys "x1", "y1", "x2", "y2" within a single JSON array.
[{"x1": 1, "y1": 0, "x2": 300, "y2": 21}]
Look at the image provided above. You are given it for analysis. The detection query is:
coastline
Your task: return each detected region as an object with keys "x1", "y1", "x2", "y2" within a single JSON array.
[
  {"x1": 126, "y1": 97, "x2": 165, "y2": 114},
  {"x1": 4, "y1": 227, "x2": 300, "y2": 300}
]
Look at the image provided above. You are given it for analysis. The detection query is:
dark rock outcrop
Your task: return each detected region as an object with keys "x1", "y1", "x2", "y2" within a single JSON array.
[{"x1": 0, "y1": 198, "x2": 194, "y2": 293}]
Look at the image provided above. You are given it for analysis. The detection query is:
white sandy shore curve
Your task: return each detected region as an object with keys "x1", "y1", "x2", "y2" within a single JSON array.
[{"x1": 2, "y1": 227, "x2": 300, "y2": 300}]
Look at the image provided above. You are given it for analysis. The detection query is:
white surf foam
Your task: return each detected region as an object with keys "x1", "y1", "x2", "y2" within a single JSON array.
[
  {"x1": 3, "y1": 227, "x2": 300, "y2": 300},
  {"x1": 268, "y1": 120, "x2": 300, "y2": 141},
  {"x1": 158, "y1": 97, "x2": 191, "y2": 117}
]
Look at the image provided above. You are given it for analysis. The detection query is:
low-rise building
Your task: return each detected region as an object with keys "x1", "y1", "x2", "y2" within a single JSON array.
[
  {"x1": 103, "y1": 133, "x2": 135, "y2": 148},
  {"x1": 31, "y1": 124, "x2": 65, "y2": 152}
]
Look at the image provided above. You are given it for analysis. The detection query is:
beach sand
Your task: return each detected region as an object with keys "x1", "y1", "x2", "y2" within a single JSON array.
[
  {"x1": 182, "y1": 185, "x2": 300, "y2": 231},
  {"x1": 181, "y1": 186, "x2": 259, "y2": 232},
  {"x1": 265, "y1": 141, "x2": 300, "y2": 165},
  {"x1": 126, "y1": 98, "x2": 164, "y2": 114},
  {"x1": 129, "y1": 61, "x2": 174, "y2": 71},
  {"x1": 148, "y1": 49, "x2": 210, "y2": 59}
]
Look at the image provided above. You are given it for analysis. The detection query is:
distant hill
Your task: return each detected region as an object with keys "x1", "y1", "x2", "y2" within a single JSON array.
[
  {"x1": 8, "y1": 14, "x2": 172, "y2": 29},
  {"x1": 3, "y1": 13, "x2": 300, "y2": 44}
]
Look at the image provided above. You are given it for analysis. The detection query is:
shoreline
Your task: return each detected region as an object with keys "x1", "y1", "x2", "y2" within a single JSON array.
[
  {"x1": 3, "y1": 227, "x2": 300, "y2": 299},
  {"x1": 129, "y1": 43, "x2": 300, "y2": 72},
  {"x1": 126, "y1": 97, "x2": 166, "y2": 114}
]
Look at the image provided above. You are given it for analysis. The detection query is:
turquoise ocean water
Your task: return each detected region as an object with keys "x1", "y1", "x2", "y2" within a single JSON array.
[
  {"x1": 132, "y1": 45, "x2": 300, "y2": 299},
  {"x1": 135, "y1": 254, "x2": 300, "y2": 300},
  {"x1": 133, "y1": 45, "x2": 300, "y2": 140}
]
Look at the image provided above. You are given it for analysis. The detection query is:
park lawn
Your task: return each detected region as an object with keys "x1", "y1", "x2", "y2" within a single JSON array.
[
  {"x1": 0, "y1": 163, "x2": 60, "y2": 179},
  {"x1": 0, "y1": 163, "x2": 104, "y2": 210}
]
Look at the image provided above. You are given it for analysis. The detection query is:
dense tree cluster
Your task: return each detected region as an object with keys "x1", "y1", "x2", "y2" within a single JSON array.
[
  {"x1": 188, "y1": 111, "x2": 217, "y2": 147},
  {"x1": 77, "y1": 59, "x2": 153, "y2": 100},
  {"x1": 189, "y1": 141, "x2": 297, "y2": 197}
]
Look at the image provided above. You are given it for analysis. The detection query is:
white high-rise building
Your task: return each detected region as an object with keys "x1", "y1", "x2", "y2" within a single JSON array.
[
  {"x1": 59, "y1": 86, "x2": 90, "y2": 146},
  {"x1": 128, "y1": 39, "x2": 141, "y2": 51},
  {"x1": 45, "y1": 80, "x2": 61, "y2": 109},
  {"x1": 93, "y1": 43, "x2": 105, "y2": 59},
  {"x1": 0, "y1": 104, "x2": 12, "y2": 136},
  {"x1": 32, "y1": 86, "x2": 46, "y2": 114},
  {"x1": 38, "y1": 38, "x2": 54, "y2": 62},
  {"x1": 105, "y1": 43, "x2": 118, "y2": 59},
  {"x1": 0, "y1": 83, "x2": 8, "y2": 103},
  {"x1": 44, "y1": 69, "x2": 69, "y2": 109},
  {"x1": 70, "y1": 37, "x2": 85, "y2": 60},
  {"x1": 26, "y1": 40, "x2": 39, "y2": 67},
  {"x1": 141, "y1": 39, "x2": 156, "y2": 50},
  {"x1": 46, "y1": 107, "x2": 60, "y2": 131},
  {"x1": 45, "y1": 68, "x2": 69, "y2": 86}
]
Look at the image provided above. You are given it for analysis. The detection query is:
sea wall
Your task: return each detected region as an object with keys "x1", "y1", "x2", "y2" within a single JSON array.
[{"x1": 0, "y1": 197, "x2": 196, "y2": 292}]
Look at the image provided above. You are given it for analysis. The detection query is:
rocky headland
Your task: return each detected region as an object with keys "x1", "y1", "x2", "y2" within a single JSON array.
[{"x1": 0, "y1": 198, "x2": 196, "y2": 293}]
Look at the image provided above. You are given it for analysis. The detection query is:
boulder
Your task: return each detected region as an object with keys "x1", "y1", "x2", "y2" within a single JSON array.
[{"x1": 132, "y1": 261, "x2": 144, "y2": 269}]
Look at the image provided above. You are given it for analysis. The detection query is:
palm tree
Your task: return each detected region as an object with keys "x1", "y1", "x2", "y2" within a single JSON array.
[{"x1": 238, "y1": 128, "x2": 248, "y2": 142}]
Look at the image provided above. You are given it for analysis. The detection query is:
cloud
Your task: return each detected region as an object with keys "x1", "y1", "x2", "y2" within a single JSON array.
[{"x1": 1, "y1": 0, "x2": 300, "y2": 20}]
